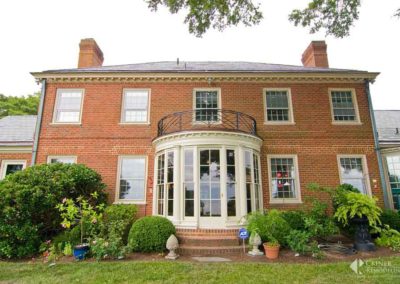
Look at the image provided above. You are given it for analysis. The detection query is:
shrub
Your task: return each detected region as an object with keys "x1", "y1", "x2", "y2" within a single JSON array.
[
  {"x1": 0, "y1": 163, "x2": 107, "y2": 258},
  {"x1": 375, "y1": 225, "x2": 400, "y2": 251},
  {"x1": 281, "y1": 210, "x2": 306, "y2": 231},
  {"x1": 102, "y1": 205, "x2": 138, "y2": 244},
  {"x1": 52, "y1": 226, "x2": 81, "y2": 254},
  {"x1": 247, "y1": 209, "x2": 290, "y2": 246},
  {"x1": 286, "y1": 230, "x2": 311, "y2": 255},
  {"x1": 128, "y1": 216, "x2": 175, "y2": 252},
  {"x1": 380, "y1": 209, "x2": 400, "y2": 232}
]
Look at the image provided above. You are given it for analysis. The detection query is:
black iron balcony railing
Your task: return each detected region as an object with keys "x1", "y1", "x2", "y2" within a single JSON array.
[{"x1": 157, "y1": 109, "x2": 257, "y2": 137}]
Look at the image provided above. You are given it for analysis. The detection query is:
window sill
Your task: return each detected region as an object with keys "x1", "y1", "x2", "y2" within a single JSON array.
[
  {"x1": 119, "y1": 122, "x2": 151, "y2": 126},
  {"x1": 269, "y1": 199, "x2": 303, "y2": 204},
  {"x1": 331, "y1": 121, "x2": 362, "y2": 126},
  {"x1": 50, "y1": 122, "x2": 82, "y2": 126},
  {"x1": 264, "y1": 121, "x2": 296, "y2": 126},
  {"x1": 113, "y1": 200, "x2": 146, "y2": 205}
]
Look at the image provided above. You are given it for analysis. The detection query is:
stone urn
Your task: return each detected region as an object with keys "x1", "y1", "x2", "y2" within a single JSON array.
[
  {"x1": 165, "y1": 234, "x2": 179, "y2": 260},
  {"x1": 351, "y1": 216, "x2": 375, "y2": 251},
  {"x1": 248, "y1": 232, "x2": 263, "y2": 256}
]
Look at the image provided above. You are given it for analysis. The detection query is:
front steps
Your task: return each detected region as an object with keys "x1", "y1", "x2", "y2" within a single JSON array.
[{"x1": 176, "y1": 228, "x2": 248, "y2": 255}]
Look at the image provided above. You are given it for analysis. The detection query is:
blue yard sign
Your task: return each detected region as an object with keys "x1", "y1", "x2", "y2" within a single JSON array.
[{"x1": 238, "y1": 228, "x2": 249, "y2": 240}]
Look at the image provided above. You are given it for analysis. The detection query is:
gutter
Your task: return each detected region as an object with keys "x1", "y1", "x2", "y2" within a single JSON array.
[
  {"x1": 365, "y1": 79, "x2": 390, "y2": 208},
  {"x1": 31, "y1": 79, "x2": 46, "y2": 166}
]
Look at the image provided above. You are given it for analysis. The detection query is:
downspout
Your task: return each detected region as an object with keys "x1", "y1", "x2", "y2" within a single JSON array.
[
  {"x1": 31, "y1": 79, "x2": 46, "y2": 166},
  {"x1": 365, "y1": 79, "x2": 390, "y2": 208}
]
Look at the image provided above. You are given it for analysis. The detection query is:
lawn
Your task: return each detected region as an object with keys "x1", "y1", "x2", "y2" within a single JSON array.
[{"x1": 1, "y1": 257, "x2": 400, "y2": 284}]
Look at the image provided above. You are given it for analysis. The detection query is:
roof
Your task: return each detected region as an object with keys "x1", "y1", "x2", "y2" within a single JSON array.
[
  {"x1": 40, "y1": 61, "x2": 368, "y2": 74},
  {"x1": 0, "y1": 115, "x2": 37, "y2": 146},
  {"x1": 375, "y1": 110, "x2": 400, "y2": 144}
]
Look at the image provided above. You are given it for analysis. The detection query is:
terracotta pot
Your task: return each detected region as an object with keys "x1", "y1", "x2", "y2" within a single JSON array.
[{"x1": 263, "y1": 243, "x2": 280, "y2": 259}]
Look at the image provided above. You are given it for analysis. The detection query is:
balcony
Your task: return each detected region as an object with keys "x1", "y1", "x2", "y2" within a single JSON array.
[{"x1": 157, "y1": 109, "x2": 257, "y2": 137}]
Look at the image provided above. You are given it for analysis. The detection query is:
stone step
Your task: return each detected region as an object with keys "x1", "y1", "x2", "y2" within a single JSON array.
[
  {"x1": 178, "y1": 245, "x2": 248, "y2": 255},
  {"x1": 178, "y1": 235, "x2": 241, "y2": 246},
  {"x1": 176, "y1": 228, "x2": 239, "y2": 237}
]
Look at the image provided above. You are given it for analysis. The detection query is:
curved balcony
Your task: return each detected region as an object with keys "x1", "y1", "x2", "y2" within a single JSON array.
[{"x1": 157, "y1": 109, "x2": 257, "y2": 137}]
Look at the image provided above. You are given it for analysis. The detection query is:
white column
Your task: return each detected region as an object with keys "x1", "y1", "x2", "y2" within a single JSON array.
[
  {"x1": 238, "y1": 146, "x2": 247, "y2": 221},
  {"x1": 173, "y1": 146, "x2": 181, "y2": 223},
  {"x1": 193, "y1": 146, "x2": 199, "y2": 228},
  {"x1": 220, "y1": 146, "x2": 227, "y2": 222}
]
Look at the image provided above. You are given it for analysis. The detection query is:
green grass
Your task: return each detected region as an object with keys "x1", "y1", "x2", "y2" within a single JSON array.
[{"x1": 1, "y1": 257, "x2": 400, "y2": 283}]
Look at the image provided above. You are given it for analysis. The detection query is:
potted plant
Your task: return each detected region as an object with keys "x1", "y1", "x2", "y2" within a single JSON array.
[
  {"x1": 263, "y1": 237, "x2": 280, "y2": 259},
  {"x1": 334, "y1": 191, "x2": 382, "y2": 251},
  {"x1": 56, "y1": 192, "x2": 104, "y2": 260}
]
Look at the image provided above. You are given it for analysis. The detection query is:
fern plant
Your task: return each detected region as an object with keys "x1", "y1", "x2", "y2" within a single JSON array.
[{"x1": 334, "y1": 192, "x2": 382, "y2": 227}]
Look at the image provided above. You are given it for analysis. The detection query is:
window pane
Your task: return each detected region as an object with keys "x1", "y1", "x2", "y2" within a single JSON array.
[
  {"x1": 56, "y1": 90, "x2": 82, "y2": 123},
  {"x1": 5, "y1": 164, "x2": 23, "y2": 176},
  {"x1": 119, "y1": 158, "x2": 146, "y2": 200},
  {"x1": 119, "y1": 179, "x2": 145, "y2": 200},
  {"x1": 331, "y1": 91, "x2": 356, "y2": 121},
  {"x1": 121, "y1": 158, "x2": 145, "y2": 179},
  {"x1": 266, "y1": 90, "x2": 289, "y2": 121},
  {"x1": 270, "y1": 158, "x2": 297, "y2": 199},
  {"x1": 50, "y1": 157, "x2": 75, "y2": 164},
  {"x1": 340, "y1": 157, "x2": 366, "y2": 193},
  {"x1": 195, "y1": 91, "x2": 219, "y2": 122}
]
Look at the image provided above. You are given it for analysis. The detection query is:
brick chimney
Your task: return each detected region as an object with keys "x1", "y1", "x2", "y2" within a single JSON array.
[
  {"x1": 301, "y1": 41, "x2": 329, "y2": 68},
  {"x1": 78, "y1": 38, "x2": 104, "y2": 68}
]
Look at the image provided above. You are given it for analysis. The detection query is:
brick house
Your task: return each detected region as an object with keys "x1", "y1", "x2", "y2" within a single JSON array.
[{"x1": 2, "y1": 39, "x2": 390, "y2": 240}]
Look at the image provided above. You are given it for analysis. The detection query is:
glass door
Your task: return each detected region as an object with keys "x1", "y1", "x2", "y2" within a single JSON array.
[{"x1": 199, "y1": 149, "x2": 224, "y2": 227}]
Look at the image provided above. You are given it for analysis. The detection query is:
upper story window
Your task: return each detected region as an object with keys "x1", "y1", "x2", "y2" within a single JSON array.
[
  {"x1": 116, "y1": 156, "x2": 147, "y2": 203},
  {"x1": 338, "y1": 155, "x2": 370, "y2": 195},
  {"x1": 194, "y1": 89, "x2": 221, "y2": 122},
  {"x1": 330, "y1": 89, "x2": 360, "y2": 123},
  {"x1": 268, "y1": 155, "x2": 301, "y2": 203},
  {"x1": 263, "y1": 89, "x2": 294, "y2": 124},
  {"x1": 53, "y1": 89, "x2": 84, "y2": 123},
  {"x1": 47, "y1": 156, "x2": 77, "y2": 164},
  {"x1": 121, "y1": 89, "x2": 150, "y2": 123}
]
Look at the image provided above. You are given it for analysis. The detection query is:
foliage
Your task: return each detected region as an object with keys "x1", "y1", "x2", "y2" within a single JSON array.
[
  {"x1": 247, "y1": 209, "x2": 290, "y2": 246},
  {"x1": 145, "y1": 0, "x2": 262, "y2": 37},
  {"x1": 380, "y1": 209, "x2": 400, "y2": 232},
  {"x1": 56, "y1": 193, "x2": 105, "y2": 244},
  {"x1": 304, "y1": 199, "x2": 339, "y2": 239},
  {"x1": 128, "y1": 216, "x2": 176, "y2": 252},
  {"x1": 90, "y1": 234, "x2": 128, "y2": 261},
  {"x1": 286, "y1": 230, "x2": 311, "y2": 255},
  {"x1": 52, "y1": 226, "x2": 81, "y2": 254},
  {"x1": 375, "y1": 225, "x2": 400, "y2": 252},
  {"x1": 0, "y1": 93, "x2": 40, "y2": 118},
  {"x1": 281, "y1": 210, "x2": 306, "y2": 231},
  {"x1": 63, "y1": 243, "x2": 73, "y2": 256},
  {"x1": 101, "y1": 204, "x2": 138, "y2": 244},
  {"x1": 334, "y1": 192, "x2": 382, "y2": 227},
  {"x1": 0, "y1": 163, "x2": 106, "y2": 258},
  {"x1": 289, "y1": 0, "x2": 360, "y2": 38}
]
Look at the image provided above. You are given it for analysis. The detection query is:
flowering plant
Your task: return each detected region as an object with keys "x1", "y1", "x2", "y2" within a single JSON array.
[{"x1": 56, "y1": 192, "x2": 105, "y2": 245}]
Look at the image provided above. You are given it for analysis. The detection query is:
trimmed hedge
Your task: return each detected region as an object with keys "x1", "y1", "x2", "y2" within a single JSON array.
[
  {"x1": 0, "y1": 163, "x2": 106, "y2": 258},
  {"x1": 128, "y1": 216, "x2": 175, "y2": 252}
]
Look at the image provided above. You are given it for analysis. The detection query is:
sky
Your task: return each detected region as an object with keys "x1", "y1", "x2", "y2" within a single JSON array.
[{"x1": 0, "y1": 0, "x2": 399, "y2": 110}]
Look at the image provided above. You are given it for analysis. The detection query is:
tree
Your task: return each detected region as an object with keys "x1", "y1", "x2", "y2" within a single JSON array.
[
  {"x1": 144, "y1": 0, "x2": 399, "y2": 38},
  {"x1": 0, "y1": 92, "x2": 40, "y2": 118}
]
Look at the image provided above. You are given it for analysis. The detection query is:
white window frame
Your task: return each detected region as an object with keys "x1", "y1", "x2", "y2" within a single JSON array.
[
  {"x1": 120, "y1": 89, "x2": 151, "y2": 124},
  {"x1": 337, "y1": 154, "x2": 371, "y2": 196},
  {"x1": 47, "y1": 156, "x2": 77, "y2": 164},
  {"x1": 267, "y1": 154, "x2": 302, "y2": 204},
  {"x1": 329, "y1": 88, "x2": 361, "y2": 125},
  {"x1": 52, "y1": 88, "x2": 85, "y2": 124},
  {"x1": 192, "y1": 88, "x2": 222, "y2": 124},
  {"x1": 0, "y1": 160, "x2": 27, "y2": 180},
  {"x1": 263, "y1": 88, "x2": 295, "y2": 125},
  {"x1": 115, "y1": 155, "x2": 148, "y2": 204}
]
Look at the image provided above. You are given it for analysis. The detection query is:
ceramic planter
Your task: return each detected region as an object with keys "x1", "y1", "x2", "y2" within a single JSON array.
[
  {"x1": 73, "y1": 244, "x2": 90, "y2": 260},
  {"x1": 263, "y1": 243, "x2": 280, "y2": 259}
]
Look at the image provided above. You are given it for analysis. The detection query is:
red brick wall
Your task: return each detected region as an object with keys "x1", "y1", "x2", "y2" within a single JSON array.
[
  {"x1": 0, "y1": 152, "x2": 32, "y2": 174},
  {"x1": 35, "y1": 81, "x2": 383, "y2": 215}
]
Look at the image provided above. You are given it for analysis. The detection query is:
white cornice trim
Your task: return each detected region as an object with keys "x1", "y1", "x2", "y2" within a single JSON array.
[
  {"x1": 0, "y1": 146, "x2": 33, "y2": 153},
  {"x1": 31, "y1": 72, "x2": 379, "y2": 84},
  {"x1": 153, "y1": 131, "x2": 262, "y2": 152}
]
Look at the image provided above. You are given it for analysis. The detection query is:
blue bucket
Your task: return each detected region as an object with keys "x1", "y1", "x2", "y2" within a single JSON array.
[{"x1": 73, "y1": 245, "x2": 89, "y2": 260}]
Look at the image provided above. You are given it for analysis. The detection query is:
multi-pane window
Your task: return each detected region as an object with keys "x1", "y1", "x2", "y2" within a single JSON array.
[
  {"x1": 54, "y1": 89, "x2": 83, "y2": 123},
  {"x1": 270, "y1": 157, "x2": 299, "y2": 201},
  {"x1": 118, "y1": 157, "x2": 146, "y2": 201},
  {"x1": 194, "y1": 90, "x2": 220, "y2": 122},
  {"x1": 226, "y1": 149, "x2": 236, "y2": 217},
  {"x1": 0, "y1": 160, "x2": 26, "y2": 180},
  {"x1": 245, "y1": 150, "x2": 262, "y2": 213},
  {"x1": 184, "y1": 149, "x2": 195, "y2": 217},
  {"x1": 385, "y1": 155, "x2": 400, "y2": 210},
  {"x1": 48, "y1": 156, "x2": 76, "y2": 164},
  {"x1": 265, "y1": 90, "x2": 291, "y2": 122},
  {"x1": 122, "y1": 89, "x2": 150, "y2": 123},
  {"x1": 330, "y1": 90, "x2": 357, "y2": 121},
  {"x1": 339, "y1": 157, "x2": 368, "y2": 194},
  {"x1": 156, "y1": 152, "x2": 174, "y2": 216}
]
